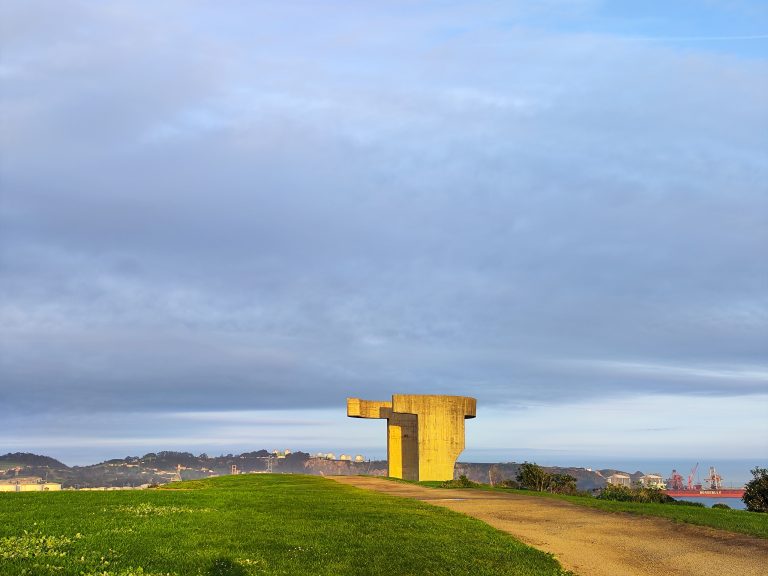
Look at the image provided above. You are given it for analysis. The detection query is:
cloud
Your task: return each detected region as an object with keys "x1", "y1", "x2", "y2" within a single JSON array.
[
  {"x1": 571, "y1": 359, "x2": 768, "y2": 385},
  {"x1": 0, "y1": 2, "x2": 766, "y2": 462}
]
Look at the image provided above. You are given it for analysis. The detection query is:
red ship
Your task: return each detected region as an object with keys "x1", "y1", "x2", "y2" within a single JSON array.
[{"x1": 662, "y1": 464, "x2": 745, "y2": 498}]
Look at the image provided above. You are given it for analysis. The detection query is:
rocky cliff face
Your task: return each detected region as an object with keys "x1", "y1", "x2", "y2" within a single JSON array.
[
  {"x1": 303, "y1": 459, "x2": 387, "y2": 477},
  {"x1": 455, "y1": 462, "x2": 608, "y2": 491}
]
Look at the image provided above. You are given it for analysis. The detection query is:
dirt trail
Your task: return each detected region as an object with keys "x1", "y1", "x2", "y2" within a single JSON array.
[{"x1": 330, "y1": 476, "x2": 768, "y2": 576}]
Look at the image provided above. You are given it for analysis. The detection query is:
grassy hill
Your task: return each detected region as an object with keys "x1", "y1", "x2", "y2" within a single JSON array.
[
  {"x1": 0, "y1": 474, "x2": 571, "y2": 576},
  {"x1": 0, "y1": 452, "x2": 69, "y2": 470}
]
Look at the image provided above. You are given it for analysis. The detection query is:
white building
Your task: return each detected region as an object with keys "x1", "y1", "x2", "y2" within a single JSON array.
[
  {"x1": 0, "y1": 477, "x2": 62, "y2": 492},
  {"x1": 639, "y1": 474, "x2": 665, "y2": 489},
  {"x1": 605, "y1": 473, "x2": 631, "y2": 487}
]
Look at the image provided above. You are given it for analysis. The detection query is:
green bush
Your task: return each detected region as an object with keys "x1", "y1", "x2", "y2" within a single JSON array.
[
  {"x1": 598, "y1": 484, "x2": 675, "y2": 504},
  {"x1": 636, "y1": 487, "x2": 674, "y2": 504},
  {"x1": 743, "y1": 466, "x2": 768, "y2": 512},
  {"x1": 516, "y1": 462, "x2": 551, "y2": 491},
  {"x1": 597, "y1": 484, "x2": 635, "y2": 502},
  {"x1": 549, "y1": 473, "x2": 578, "y2": 495},
  {"x1": 514, "y1": 463, "x2": 577, "y2": 494},
  {"x1": 441, "y1": 475, "x2": 479, "y2": 488},
  {"x1": 712, "y1": 503, "x2": 731, "y2": 510}
]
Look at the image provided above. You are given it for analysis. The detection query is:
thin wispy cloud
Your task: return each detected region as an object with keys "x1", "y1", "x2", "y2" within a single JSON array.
[
  {"x1": 636, "y1": 34, "x2": 768, "y2": 41},
  {"x1": 571, "y1": 359, "x2": 768, "y2": 384}
]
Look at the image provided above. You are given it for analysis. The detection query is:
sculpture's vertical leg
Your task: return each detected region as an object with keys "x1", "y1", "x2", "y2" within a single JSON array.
[{"x1": 387, "y1": 412, "x2": 418, "y2": 480}]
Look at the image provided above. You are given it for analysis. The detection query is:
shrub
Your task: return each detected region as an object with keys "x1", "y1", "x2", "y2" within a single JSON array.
[
  {"x1": 635, "y1": 487, "x2": 674, "y2": 504},
  {"x1": 549, "y1": 473, "x2": 578, "y2": 495},
  {"x1": 597, "y1": 484, "x2": 635, "y2": 502},
  {"x1": 441, "y1": 475, "x2": 479, "y2": 488},
  {"x1": 712, "y1": 503, "x2": 731, "y2": 510},
  {"x1": 514, "y1": 463, "x2": 579, "y2": 494},
  {"x1": 743, "y1": 466, "x2": 768, "y2": 512},
  {"x1": 499, "y1": 479, "x2": 520, "y2": 489},
  {"x1": 598, "y1": 484, "x2": 675, "y2": 504},
  {"x1": 516, "y1": 462, "x2": 551, "y2": 492}
]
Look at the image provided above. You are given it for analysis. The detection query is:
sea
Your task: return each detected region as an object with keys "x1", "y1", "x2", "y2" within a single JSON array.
[{"x1": 671, "y1": 496, "x2": 746, "y2": 510}]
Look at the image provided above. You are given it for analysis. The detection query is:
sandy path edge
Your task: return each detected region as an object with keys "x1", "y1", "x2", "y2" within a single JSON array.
[{"x1": 329, "y1": 476, "x2": 768, "y2": 576}]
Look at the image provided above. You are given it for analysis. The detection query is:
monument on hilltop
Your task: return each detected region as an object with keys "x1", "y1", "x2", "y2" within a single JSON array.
[{"x1": 346, "y1": 394, "x2": 476, "y2": 481}]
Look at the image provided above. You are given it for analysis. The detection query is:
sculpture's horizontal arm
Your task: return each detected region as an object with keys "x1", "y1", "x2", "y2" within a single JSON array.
[
  {"x1": 346, "y1": 397, "x2": 393, "y2": 419},
  {"x1": 392, "y1": 395, "x2": 476, "y2": 419}
]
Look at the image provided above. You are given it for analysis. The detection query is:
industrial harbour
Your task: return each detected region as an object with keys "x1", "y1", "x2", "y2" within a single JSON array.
[{"x1": 663, "y1": 464, "x2": 745, "y2": 498}]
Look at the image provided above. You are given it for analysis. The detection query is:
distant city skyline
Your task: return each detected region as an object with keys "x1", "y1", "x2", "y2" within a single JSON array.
[{"x1": 1, "y1": 2, "x2": 766, "y2": 469}]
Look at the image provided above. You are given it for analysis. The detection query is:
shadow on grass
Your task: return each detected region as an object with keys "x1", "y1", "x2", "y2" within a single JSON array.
[{"x1": 206, "y1": 557, "x2": 247, "y2": 576}]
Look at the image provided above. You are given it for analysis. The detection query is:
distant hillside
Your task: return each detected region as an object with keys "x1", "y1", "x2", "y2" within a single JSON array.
[
  {"x1": 0, "y1": 450, "x2": 387, "y2": 488},
  {"x1": 1, "y1": 450, "x2": 640, "y2": 491},
  {"x1": 455, "y1": 462, "x2": 609, "y2": 491},
  {"x1": 0, "y1": 452, "x2": 70, "y2": 470}
]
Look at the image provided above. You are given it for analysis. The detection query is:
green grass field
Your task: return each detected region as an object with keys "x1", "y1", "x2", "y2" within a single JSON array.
[{"x1": 0, "y1": 475, "x2": 571, "y2": 576}]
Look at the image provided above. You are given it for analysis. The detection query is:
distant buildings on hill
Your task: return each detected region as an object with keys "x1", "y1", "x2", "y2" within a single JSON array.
[
  {"x1": 639, "y1": 474, "x2": 665, "y2": 489},
  {"x1": 266, "y1": 449, "x2": 367, "y2": 462},
  {"x1": 604, "y1": 472, "x2": 665, "y2": 489},
  {"x1": 0, "y1": 476, "x2": 61, "y2": 492},
  {"x1": 311, "y1": 452, "x2": 366, "y2": 462}
]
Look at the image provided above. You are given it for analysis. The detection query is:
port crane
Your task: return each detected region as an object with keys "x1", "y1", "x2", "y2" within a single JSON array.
[
  {"x1": 668, "y1": 469, "x2": 684, "y2": 490},
  {"x1": 664, "y1": 464, "x2": 744, "y2": 498},
  {"x1": 704, "y1": 466, "x2": 722, "y2": 490},
  {"x1": 687, "y1": 462, "x2": 699, "y2": 490}
]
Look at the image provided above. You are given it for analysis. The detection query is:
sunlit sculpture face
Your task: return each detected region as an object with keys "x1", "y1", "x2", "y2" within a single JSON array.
[{"x1": 347, "y1": 395, "x2": 476, "y2": 482}]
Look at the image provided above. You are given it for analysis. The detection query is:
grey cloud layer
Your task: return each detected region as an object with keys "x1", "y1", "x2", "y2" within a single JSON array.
[{"x1": 1, "y1": 1, "x2": 766, "y2": 418}]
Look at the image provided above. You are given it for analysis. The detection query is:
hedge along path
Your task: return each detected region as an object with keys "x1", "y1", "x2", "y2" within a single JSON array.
[{"x1": 330, "y1": 476, "x2": 768, "y2": 576}]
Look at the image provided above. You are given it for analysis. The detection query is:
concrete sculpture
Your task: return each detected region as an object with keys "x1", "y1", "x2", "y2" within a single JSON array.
[{"x1": 347, "y1": 394, "x2": 476, "y2": 481}]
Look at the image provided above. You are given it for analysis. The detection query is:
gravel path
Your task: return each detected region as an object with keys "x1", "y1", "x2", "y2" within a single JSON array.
[{"x1": 330, "y1": 476, "x2": 768, "y2": 576}]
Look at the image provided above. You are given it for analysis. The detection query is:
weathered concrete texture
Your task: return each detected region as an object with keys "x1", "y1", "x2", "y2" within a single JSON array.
[{"x1": 347, "y1": 394, "x2": 476, "y2": 481}]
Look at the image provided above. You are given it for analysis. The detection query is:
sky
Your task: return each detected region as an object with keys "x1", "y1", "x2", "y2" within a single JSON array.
[{"x1": 1, "y1": 1, "x2": 767, "y2": 475}]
